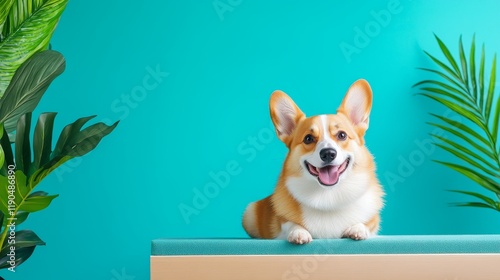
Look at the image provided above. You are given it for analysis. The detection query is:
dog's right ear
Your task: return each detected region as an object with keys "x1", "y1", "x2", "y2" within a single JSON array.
[{"x1": 269, "y1": 90, "x2": 305, "y2": 145}]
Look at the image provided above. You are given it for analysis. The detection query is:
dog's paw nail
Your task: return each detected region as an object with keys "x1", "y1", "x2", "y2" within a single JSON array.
[
  {"x1": 288, "y1": 229, "x2": 312, "y2": 244},
  {"x1": 342, "y1": 224, "x2": 370, "y2": 240}
]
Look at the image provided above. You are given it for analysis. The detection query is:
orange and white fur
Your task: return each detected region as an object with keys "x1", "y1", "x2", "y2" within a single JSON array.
[{"x1": 242, "y1": 79, "x2": 384, "y2": 244}]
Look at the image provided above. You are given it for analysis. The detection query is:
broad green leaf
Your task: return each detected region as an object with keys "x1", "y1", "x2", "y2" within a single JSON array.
[
  {"x1": 0, "y1": 142, "x2": 4, "y2": 169},
  {"x1": 19, "y1": 192, "x2": 58, "y2": 212},
  {"x1": 13, "y1": 170, "x2": 29, "y2": 209},
  {"x1": 0, "y1": 0, "x2": 68, "y2": 97},
  {"x1": 0, "y1": 230, "x2": 45, "y2": 269},
  {"x1": 29, "y1": 155, "x2": 71, "y2": 187},
  {"x1": 67, "y1": 121, "x2": 119, "y2": 157},
  {"x1": 52, "y1": 115, "x2": 97, "y2": 156},
  {"x1": 434, "y1": 34, "x2": 462, "y2": 78},
  {"x1": 0, "y1": 170, "x2": 29, "y2": 215},
  {"x1": 0, "y1": 50, "x2": 65, "y2": 133},
  {"x1": 449, "y1": 190, "x2": 497, "y2": 206},
  {"x1": 0, "y1": 123, "x2": 3, "y2": 169},
  {"x1": 469, "y1": 34, "x2": 477, "y2": 100},
  {"x1": 0, "y1": 176, "x2": 8, "y2": 215},
  {"x1": 450, "y1": 202, "x2": 498, "y2": 210},
  {"x1": 0, "y1": 229, "x2": 45, "y2": 252},
  {"x1": 4, "y1": 0, "x2": 47, "y2": 37},
  {"x1": 0, "y1": 125, "x2": 13, "y2": 170},
  {"x1": 32, "y1": 112, "x2": 56, "y2": 172},
  {"x1": 15, "y1": 112, "x2": 32, "y2": 175},
  {"x1": 435, "y1": 160, "x2": 500, "y2": 193},
  {"x1": 1, "y1": 211, "x2": 29, "y2": 227},
  {"x1": 485, "y1": 54, "x2": 496, "y2": 121},
  {"x1": 458, "y1": 35, "x2": 469, "y2": 90},
  {"x1": 0, "y1": 0, "x2": 15, "y2": 32},
  {"x1": 0, "y1": 246, "x2": 36, "y2": 269},
  {"x1": 31, "y1": 116, "x2": 118, "y2": 185}
]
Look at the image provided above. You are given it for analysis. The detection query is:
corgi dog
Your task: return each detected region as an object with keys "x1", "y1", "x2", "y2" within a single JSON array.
[{"x1": 242, "y1": 79, "x2": 384, "y2": 244}]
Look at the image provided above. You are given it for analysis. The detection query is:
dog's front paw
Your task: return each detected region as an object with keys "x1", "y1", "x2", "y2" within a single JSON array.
[
  {"x1": 288, "y1": 228, "x2": 313, "y2": 244},
  {"x1": 342, "y1": 223, "x2": 370, "y2": 240}
]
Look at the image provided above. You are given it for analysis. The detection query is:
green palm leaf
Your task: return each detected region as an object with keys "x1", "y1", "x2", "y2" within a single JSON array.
[
  {"x1": 416, "y1": 35, "x2": 500, "y2": 213},
  {"x1": 479, "y1": 44, "x2": 486, "y2": 109},
  {"x1": 485, "y1": 54, "x2": 496, "y2": 121},
  {"x1": 434, "y1": 160, "x2": 500, "y2": 193},
  {"x1": 458, "y1": 36, "x2": 469, "y2": 91},
  {"x1": 416, "y1": 68, "x2": 468, "y2": 92},
  {"x1": 492, "y1": 94, "x2": 500, "y2": 142},
  {"x1": 433, "y1": 139, "x2": 498, "y2": 176},
  {"x1": 433, "y1": 34, "x2": 462, "y2": 77},
  {"x1": 0, "y1": 0, "x2": 68, "y2": 97},
  {"x1": 469, "y1": 35, "x2": 477, "y2": 99},
  {"x1": 429, "y1": 114, "x2": 491, "y2": 149},
  {"x1": 449, "y1": 190, "x2": 497, "y2": 206},
  {"x1": 450, "y1": 202, "x2": 498, "y2": 210},
  {"x1": 428, "y1": 121, "x2": 496, "y2": 161},
  {"x1": 413, "y1": 80, "x2": 474, "y2": 103}
]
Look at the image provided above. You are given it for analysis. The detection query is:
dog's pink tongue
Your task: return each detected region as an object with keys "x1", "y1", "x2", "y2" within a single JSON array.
[{"x1": 318, "y1": 165, "x2": 340, "y2": 186}]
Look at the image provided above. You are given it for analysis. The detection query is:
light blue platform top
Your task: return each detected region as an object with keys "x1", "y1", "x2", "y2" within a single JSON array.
[{"x1": 151, "y1": 235, "x2": 500, "y2": 256}]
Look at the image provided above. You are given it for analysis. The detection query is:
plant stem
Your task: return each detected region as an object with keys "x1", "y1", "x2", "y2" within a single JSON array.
[{"x1": 0, "y1": 222, "x2": 9, "y2": 250}]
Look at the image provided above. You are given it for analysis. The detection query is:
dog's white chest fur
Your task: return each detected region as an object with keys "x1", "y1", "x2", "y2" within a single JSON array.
[
  {"x1": 281, "y1": 174, "x2": 379, "y2": 239},
  {"x1": 300, "y1": 189, "x2": 378, "y2": 238}
]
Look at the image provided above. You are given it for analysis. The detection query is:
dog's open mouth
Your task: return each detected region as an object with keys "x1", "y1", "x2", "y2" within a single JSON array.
[{"x1": 305, "y1": 158, "x2": 350, "y2": 186}]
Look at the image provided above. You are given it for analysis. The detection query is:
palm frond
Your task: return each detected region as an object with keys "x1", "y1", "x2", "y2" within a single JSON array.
[
  {"x1": 450, "y1": 202, "x2": 498, "y2": 210},
  {"x1": 449, "y1": 190, "x2": 497, "y2": 206},
  {"x1": 458, "y1": 36, "x2": 469, "y2": 91},
  {"x1": 416, "y1": 35, "x2": 500, "y2": 213}
]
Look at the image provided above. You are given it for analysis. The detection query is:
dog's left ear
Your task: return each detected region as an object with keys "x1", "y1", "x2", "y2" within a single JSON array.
[{"x1": 337, "y1": 79, "x2": 373, "y2": 138}]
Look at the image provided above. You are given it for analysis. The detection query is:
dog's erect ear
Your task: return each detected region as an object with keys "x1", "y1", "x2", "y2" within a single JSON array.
[
  {"x1": 337, "y1": 79, "x2": 373, "y2": 136},
  {"x1": 270, "y1": 90, "x2": 305, "y2": 145}
]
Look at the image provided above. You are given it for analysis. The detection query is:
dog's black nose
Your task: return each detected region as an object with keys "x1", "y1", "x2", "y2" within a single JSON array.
[{"x1": 320, "y1": 148, "x2": 337, "y2": 163}]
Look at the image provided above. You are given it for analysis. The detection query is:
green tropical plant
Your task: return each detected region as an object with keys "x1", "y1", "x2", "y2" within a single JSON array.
[
  {"x1": 0, "y1": 0, "x2": 118, "y2": 270},
  {"x1": 0, "y1": 50, "x2": 118, "y2": 270},
  {"x1": 414, "y1": 34, "x2": 500, "y2": 212},
  {"x1": 0, "y1": 0, "x2": 68, "y2": 97}
]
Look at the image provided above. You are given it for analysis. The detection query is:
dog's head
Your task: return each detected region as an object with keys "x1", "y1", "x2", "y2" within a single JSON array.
[{"x1": 270, "y1": 79, "x2": 373, "y2": 189}]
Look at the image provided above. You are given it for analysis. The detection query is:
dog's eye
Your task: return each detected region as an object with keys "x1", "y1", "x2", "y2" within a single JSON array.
[
  {"x1": 303, "y1": 134, "x2": 315, "y2": 144},
  {"x1": 337, "y1": 131, "x2": 347, "y2": 141}
]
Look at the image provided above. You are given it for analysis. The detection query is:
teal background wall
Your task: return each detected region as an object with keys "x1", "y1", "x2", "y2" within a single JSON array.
[{"x1": 4, "y1": 0, "x2": 500, "y2": 279}]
